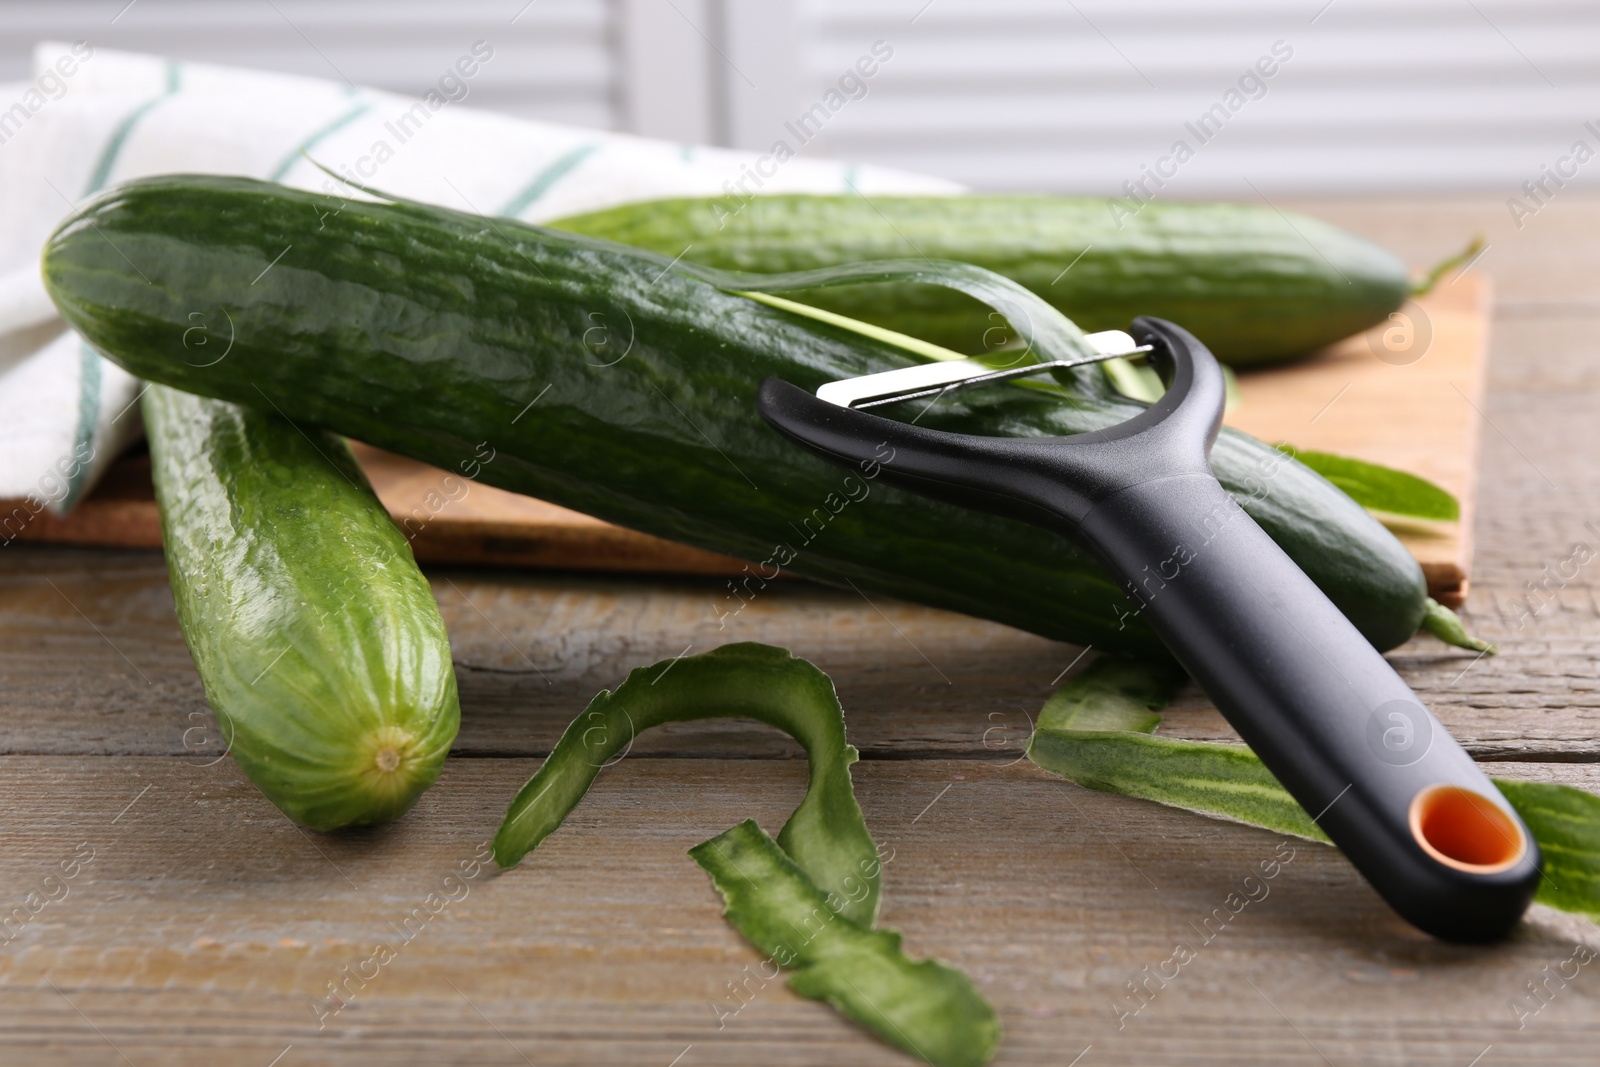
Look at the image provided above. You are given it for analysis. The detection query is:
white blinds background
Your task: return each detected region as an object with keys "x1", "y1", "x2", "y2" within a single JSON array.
[
  {"x1": 3, "y1": 0, "x2": 1596, "y2": 195},
  {"x1": 786, "y1": 0, "x2": 1600, "y2": 195},
  {"x1": 0, "y1": 0, "x2": 620, "y2": 128}
]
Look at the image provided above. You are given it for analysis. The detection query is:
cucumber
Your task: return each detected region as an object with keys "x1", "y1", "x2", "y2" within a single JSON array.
[
  {"x1": 48, "y1": 176, "x2": 1436, "y2": 659},
  {"x1": 549, "y1": 195, "x2": 1410, "y2": 368},
  {"x1": 143, "y1": 383, "x2": 459, "y2": 830}
]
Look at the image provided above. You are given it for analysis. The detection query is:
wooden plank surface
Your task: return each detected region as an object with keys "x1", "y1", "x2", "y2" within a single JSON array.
[
  {"x1": 2, "y1": 195, "x2": 1599, "y2": 1065},
  {"x1": 3, "y1": 755, "x2": 1599, "y2": 1066},
  {"x1": 0, "y1": 275, "x2": 1491, "y2": 605}
]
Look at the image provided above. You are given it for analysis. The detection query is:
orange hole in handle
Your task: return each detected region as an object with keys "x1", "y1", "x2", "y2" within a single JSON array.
[{"x1": 1409, "y1": 784, "x2": 1526, "y2": 874}]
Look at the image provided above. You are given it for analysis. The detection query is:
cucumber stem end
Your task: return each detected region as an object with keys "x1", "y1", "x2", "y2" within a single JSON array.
[
  {"x1": 1420, "y1": 597, "x2": 1497, "y2": 654},
  {"x1": 1411, "y1": 236, "x2": 1485, "y2": 297}
]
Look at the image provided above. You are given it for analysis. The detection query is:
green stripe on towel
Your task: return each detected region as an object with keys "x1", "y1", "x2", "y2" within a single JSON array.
[
  {"x1": 496, "y1": 142, "x2": 601, "y2": 218},
  {"x1": 82, "y1": 59, "x2": 181, "y2": 196},
  {"x1": 60, "y1": 344, "x2": 103, "y2": 512}
]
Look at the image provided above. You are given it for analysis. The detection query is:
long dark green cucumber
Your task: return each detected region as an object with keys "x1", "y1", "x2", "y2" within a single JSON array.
[
  {"x1": 549, "y1": 195, "x2": 1411, "y2": 368},
  {"x1": 48, "y1": 176, "x2": 1427, "y2": 657},
  {"x1": 143, "y1": 383, "x2": 459, "y2": 830}
]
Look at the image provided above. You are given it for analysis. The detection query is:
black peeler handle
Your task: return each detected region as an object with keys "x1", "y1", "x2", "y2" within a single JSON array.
[{"x1": 757, "y1": 317, "x2": 1538, "y2": 942}]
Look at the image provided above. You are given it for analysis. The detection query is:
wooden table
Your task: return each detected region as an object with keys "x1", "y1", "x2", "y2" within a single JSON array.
[{"x1": 4, "y1": 196, "x2": 1599, "y2": 1066}]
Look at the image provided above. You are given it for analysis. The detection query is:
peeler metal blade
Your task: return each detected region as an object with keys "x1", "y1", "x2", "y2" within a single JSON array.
[{"x1": 816, "y1": 329, "x2": 1152, "y2": 411}]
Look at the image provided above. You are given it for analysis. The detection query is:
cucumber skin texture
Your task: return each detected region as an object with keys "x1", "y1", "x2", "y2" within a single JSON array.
[
  {"x1": 549, "y1": 195, "x2": 1411, "y2": 368},
  {"x1": 143, "y1": 383, "x2": 459, "y2": 831},
  {"x1": 47, "y1": 176, "x2": 1425, "y2": 657}
]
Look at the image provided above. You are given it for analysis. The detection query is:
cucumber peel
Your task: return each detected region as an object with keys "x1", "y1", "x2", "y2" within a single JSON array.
[
  {"x1": 1029, "y1": 659, "x2": 1328, "y2": 842},
  {"x1": 492, "y1": 642, "x2": 880, "y2": 924},
  {"x1": 1028, "y1": 658, "x2": 1600, "y2": 918},
  {"x1": 693, "y1": 820, "x2": 1000, "y2": 1067},
  {"x1": 1279, "y1": 446, "x2": 1460, "y2": 522},
  {"x1": 1492, "y1": 781, "x2": 1600, "y2": 918},
  {"x1": 493, "y1": 643, "x2": 998, "y2": 1065}
]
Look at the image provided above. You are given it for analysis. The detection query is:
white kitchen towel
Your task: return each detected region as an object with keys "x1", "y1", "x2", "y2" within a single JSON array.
[{"x1": 0, "y1": 41, "x2": 960, "y2": 518}]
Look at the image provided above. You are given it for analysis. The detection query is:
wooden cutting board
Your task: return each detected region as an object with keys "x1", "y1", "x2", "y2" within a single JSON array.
[
  {"x1": 1224, "y1": 274, "x2": 1488, "y2": 606},
  {"x1": 2, "y1": 274, "x2": 1489, "y2": 606}
]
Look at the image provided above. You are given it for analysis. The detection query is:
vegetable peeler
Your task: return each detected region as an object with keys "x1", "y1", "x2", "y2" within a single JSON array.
[{"x1": 757, "y1": 317, "x2": 1539, "y2": 942}]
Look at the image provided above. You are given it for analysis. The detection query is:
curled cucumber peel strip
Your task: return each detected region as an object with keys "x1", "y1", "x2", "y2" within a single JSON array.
[
  {"x1": 493, "y1": 642, "x2": 1000, "y2": 1067},
  {"x1": 679, "y1": 257, "x2": 1101, "y2": 370},
  {"x1": 1277, "y1": 446, "x2": 1460, "y2": 523},
  {"x1": 692, "y1": 819, "x2": 1001, "y2": 1067},
  {"x1": 492, "y1": 642, "x2": 879, "y2": 924},
  {"x1": 1028, "y1": 657, "x2": 1600, "y2": 918}
]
